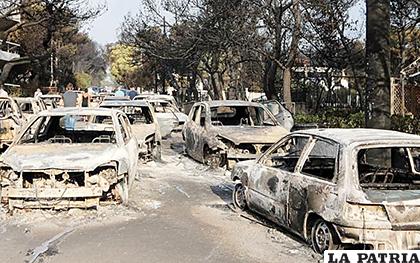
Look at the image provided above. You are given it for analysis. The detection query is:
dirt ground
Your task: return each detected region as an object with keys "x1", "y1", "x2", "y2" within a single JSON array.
[{"x1": 0, "y1": 134, "x2": 321, "y2": 263}]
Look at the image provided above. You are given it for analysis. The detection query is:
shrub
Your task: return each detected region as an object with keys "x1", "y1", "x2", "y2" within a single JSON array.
[{"x1": 295, "y1": 112, "x2": 419, "y2": 135}]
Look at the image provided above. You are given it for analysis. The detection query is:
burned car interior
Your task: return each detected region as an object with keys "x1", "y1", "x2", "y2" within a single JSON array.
[
  {"x1": 150, "y1": 101, "x2": 175, "y2": 113},
  {"x1": 300, "y1": 139, "x2": 339, "y2": 181},
  {"x1": 210, "y1": 106, "x2": 275, "y2": 127},
  {"x1": 19, "y1": 115, "x2": 117, "y2": 144},
  {"x1": 0, "y1": 99, "x2": 19, "y2": 119},
  {"x1": 101, "y1": 105, "x2": 154, "y2": 125},
  {"x1": 263, "y1": 136, "x2": 339, "y2": 180},
  {"x1": 358, "y1": 147, "x2": 420, "y2": 189},
  {"x1": 264, "y1": 136, "x2": 309, "y2": 172}
]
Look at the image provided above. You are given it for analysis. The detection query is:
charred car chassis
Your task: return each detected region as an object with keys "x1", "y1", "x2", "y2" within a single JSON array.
[
  {"x1": 0, "y1": 108, "x2": 139, "y2": 210},
  {"x1": 232, "y1": 129, "x2": 420, "y2": 251},
  {"x1": 183, "y1": 100, "x2": 288, "y2": 169}
]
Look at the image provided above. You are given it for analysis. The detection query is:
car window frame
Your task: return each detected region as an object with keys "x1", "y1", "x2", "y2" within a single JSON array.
[
  {"x1": 18, "y1": 115, "x2": 45, "y2": 143},
  {"x1": 193, "y1": 105, "x2": 202, "y2": 125},
  {"x1": 296, "y1": 137, "x2": 341, "y2": 184},
  {"x1": 189, "y1": 105, "x2": 200, "y2": 123},
  {"x1": 116, "y1": 114, "x2": 130, "y2": 144},
  {"x1": 354, "y1": 144, "x2": 420, "y2": 187},
  {"x1": 121, "y1": 114, "x2": 133, "y2": 138},
  {"x1": 258, "y1": 134, "x2": 312, "y2": 173},
  {"x1": 199, "y1": 105, "x2": 206, "y2": 127}
]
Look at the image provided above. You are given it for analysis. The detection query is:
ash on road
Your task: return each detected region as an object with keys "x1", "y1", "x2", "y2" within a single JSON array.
[{"x1": 0, "y1": 134, "x2": 320, "y2": 263}]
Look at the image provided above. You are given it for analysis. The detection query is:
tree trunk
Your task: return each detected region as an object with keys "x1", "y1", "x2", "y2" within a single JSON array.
[
  {"x1": 263, "y1": 60, "x2": 278, "y2": 100},
  {"x1": 210, "y1": 73, "x2": 223, "y2": 100},
  {"x1": 283, "y1": 0, "x2": 301, "y2": 112},
  {"x1": 282, "y1": 67, "x2": 293, "y2": 110},
  {"x1": 365, "y1": 0, "x2": 391, "y2": 129}
]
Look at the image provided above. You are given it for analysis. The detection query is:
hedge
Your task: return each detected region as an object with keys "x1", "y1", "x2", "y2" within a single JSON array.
[{"x1": 295, "y1": 111, "x2": 420, "y2": 135}]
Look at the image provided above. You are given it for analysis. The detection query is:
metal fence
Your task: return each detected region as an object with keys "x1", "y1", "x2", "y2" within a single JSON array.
[{"x1": 391, "y1": 77, "x2": 420, "y2": 116}]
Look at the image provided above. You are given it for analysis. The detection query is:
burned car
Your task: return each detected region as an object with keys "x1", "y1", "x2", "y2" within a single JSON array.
[
  {"x1": 134, "y1": 94, "x2": 179, "y2": 110},
  {"x1": 183, "y1": 100, "x2": 288, "y2": 169},
  {"x1": 13, "y1": 97, "x2": 47, "y2": 120},
  {"x1": 100, "y1": 100, "x2": 162, "y2": 161},
  {"x1": 0, "y1": 108, "x2": 139, "y2": 210},
  {"x1": 39, "y1": 95, "x2": 62, "y2": 109},
  {"x1": 0, "y1": 97, "x2": 26, "y2": 151},
  {"x1": 231, "y1": 128, "x2": 420, "y2": 252},
  {"x1": 148, "y1": 99, "x2": 188, "y2": 136}
]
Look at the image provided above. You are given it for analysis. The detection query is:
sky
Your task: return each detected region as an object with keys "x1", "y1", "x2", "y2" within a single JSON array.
[
  {"x1": 85, "y1": 0, "x2": 366, "y2": 46},
  {"x1": 85, "y1": 0, "x2": 141, "y2": 46}
]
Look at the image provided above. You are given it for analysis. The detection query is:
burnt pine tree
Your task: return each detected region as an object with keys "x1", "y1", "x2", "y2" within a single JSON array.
[{"x1": 365, "y1": 0, "x2": 391, "y2": 129}]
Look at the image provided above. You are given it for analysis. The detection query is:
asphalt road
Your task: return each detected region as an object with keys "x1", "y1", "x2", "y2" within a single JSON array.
[{"x1": 0, "y1": 134, "x2": 320, "y2": 263}]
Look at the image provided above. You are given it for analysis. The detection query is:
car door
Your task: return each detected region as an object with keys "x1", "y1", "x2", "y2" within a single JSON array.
[
  {"x1": 183, "y1": 105, "x2": 197, "y2": 155},
  {"x1": 184, "y1": 104, "x2": 204, "y2": 159},
  {"x1": 117, "y1": 113, "x2": 138, "y2": 189},
  {"x1": 247, "y1": 135, "x2": 310, "y2": 226},
  {"x1": 260, "y1": 100, "x2": 294, "y2": 129},
  {"x1": 287, "y1": 137, "x2": 340, "y2": 235}
]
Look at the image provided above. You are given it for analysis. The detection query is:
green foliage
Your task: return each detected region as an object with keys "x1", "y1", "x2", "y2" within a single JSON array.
[
  {"x1": 296, "y1": 111, "x2": 420, "y2": 135},
  {"x1": 295, "y1": 111, "x2": 365, "y2": 128},
  {"x1": 108, "y1": 44, "x2": 153, "y2": 87},
  {"x1": 75, "y1": 72, "x2": 92, "y2": 89},
  {"x1": 391, "y1": 115, "x2": 420, "y2": 135}
]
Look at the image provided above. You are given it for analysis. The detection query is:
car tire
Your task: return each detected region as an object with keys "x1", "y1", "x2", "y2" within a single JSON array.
[
  {"x1": 203, "y1": 146, "x2": 224, "y2": 169},
  {"x1": 311, "y1": 218, "x2": 339, "y2": 253},
  {"x1": 232, "y1": 183, "x2": 247, "y2": 211}
]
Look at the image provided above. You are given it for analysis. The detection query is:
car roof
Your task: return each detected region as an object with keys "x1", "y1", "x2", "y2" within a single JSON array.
[
  {"x1": 13, "y1": 97, "x2": 37, "y2": 101},
  {"x1": 149, "y1": 95, "x2": 174, "y2": 99},
  {"x1": 293, "y1": 128, "x2": 420, "y2": 146},
  {"x1": 40, "y1": 95, "x2": 61, "y2": 98},
  {"x1": 147, "y1": 99, "x2": 170, "y2": 103},
  {"x1": 39, "y1": 107, "x2": 120, "y2": 116},
  {"x1": 100, "y1": 100, "x2": 149, "y2": 107},
  {"x1": 198, "y1": 100, "x2": 263, "y2": 108},
  {"x1": 104, "y1": 96, "x2": 130, "y2": 100}
]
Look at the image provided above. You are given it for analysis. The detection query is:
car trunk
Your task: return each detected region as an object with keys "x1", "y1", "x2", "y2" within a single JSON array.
[{"x1": 365, "y1": 190, "x2": 420, "y2": 230}]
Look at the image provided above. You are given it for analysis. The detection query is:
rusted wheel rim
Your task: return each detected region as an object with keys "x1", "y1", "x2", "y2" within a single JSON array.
[
  {"x1": 205, "y1": 153, "x2": 221, "y2": 169},
  {"x1": 314, "y1": 221, "x2": 331, "y2": 252},
  {"x1": 233, "y1": 184, "x2": 247, "y2": 210}
]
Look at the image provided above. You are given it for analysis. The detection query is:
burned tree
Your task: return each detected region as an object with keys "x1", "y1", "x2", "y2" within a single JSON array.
[
  {"x1": 0, "y1": 0, "x2": 102, "y2": 88},
  {"x1": 365, "y1": 0, "x2": 391, "y2": 129}
]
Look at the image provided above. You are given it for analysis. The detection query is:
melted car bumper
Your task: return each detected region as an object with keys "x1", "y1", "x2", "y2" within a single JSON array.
[
  {"x1": 336, "y1": 225, "x2": 420, "y2": 250},
  {"x1": 2, "y1": 186, "x2": 103, "y2": 209}
]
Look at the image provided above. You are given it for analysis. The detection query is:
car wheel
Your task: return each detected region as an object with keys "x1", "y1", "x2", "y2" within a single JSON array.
[
  {"x1": 311, "y1": 219, "x2": 339, "y2": 253},
  {"x1": 115, "y1": 176, "x2": 129, "y2": 205},
  {"x1": 232, "y1": 183, "x2": 247, "y2": 211},
  {"x1": 204, "y1": 147, "x2": 224, "y2": 169}
]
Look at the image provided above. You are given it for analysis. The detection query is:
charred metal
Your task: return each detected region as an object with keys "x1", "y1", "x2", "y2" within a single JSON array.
[
  {"x1": 0, "y1": 108, "x2": 139, "y2": 210},
  {"x1": 183, "y1": 100, "x2": 289, "y2": 169},
  {"x1": 232, "y1": 128, "x2": 420, "y2": 252}
]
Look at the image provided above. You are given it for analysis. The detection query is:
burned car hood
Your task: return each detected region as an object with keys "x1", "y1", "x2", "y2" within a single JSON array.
[
  {"x1": 217, "y1": 126, "x2": 288, "y2": 145},
  {"x1": 131, "y1": 124, "x2": 155, "y2": 142},
  {"x1": 1, "y1": 144, "x2": 120, "y2": 171}
]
